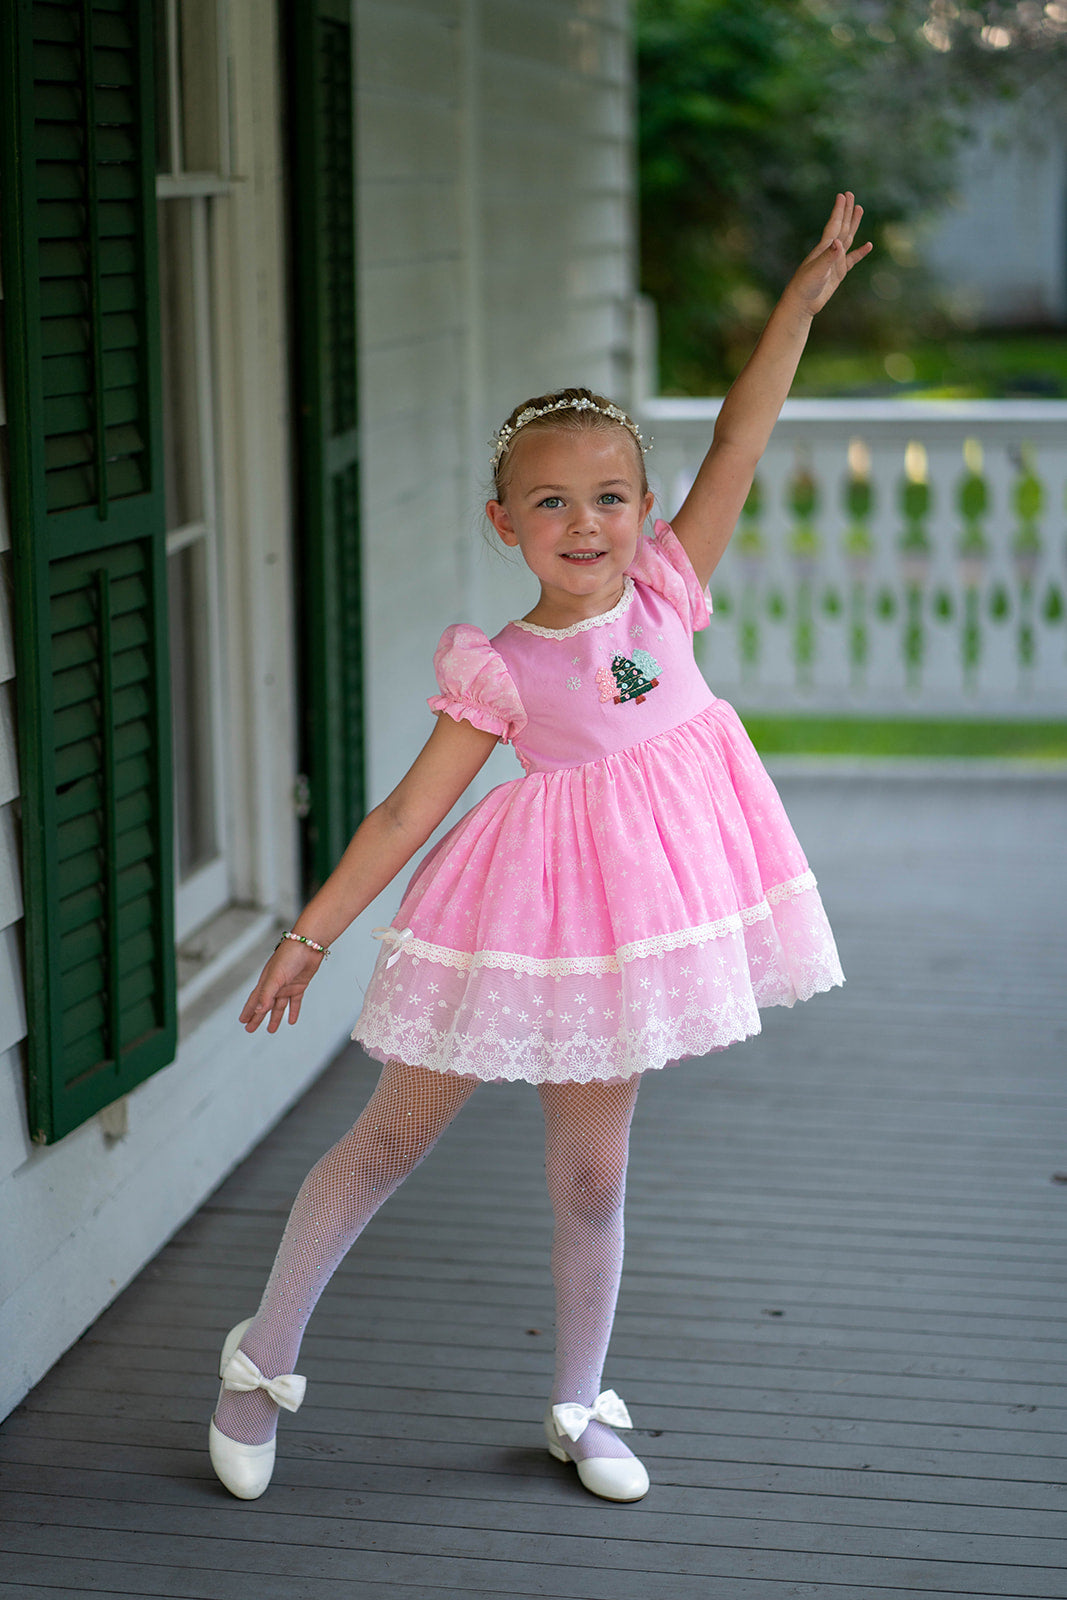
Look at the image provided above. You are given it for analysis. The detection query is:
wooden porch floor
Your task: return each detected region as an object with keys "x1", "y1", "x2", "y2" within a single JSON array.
[{"x1": 2, "y1": 773, "x2": 1065, "y2": 1599}]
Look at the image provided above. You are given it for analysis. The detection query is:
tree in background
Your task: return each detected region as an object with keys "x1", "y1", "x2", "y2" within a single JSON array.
[{"x1": 639, "y1": 0, "x2": 1067, "y2": 393}]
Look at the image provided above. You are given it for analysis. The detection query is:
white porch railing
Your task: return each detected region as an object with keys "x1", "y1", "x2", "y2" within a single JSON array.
[{"x1": 639, "y1": 398, "x2": 1067, "y2": 716}]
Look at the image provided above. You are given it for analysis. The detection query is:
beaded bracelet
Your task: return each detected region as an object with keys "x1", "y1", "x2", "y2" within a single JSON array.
[{"x1": 276, "y1": 930, "x2": 331, "y2": 959}]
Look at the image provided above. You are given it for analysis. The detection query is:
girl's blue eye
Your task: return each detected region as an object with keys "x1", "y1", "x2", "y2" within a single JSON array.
[
  {"x1": 600, "y1": 493, "x2": 622, "y2": 505},
  {"x1": 540, "y1": 496, "x2": 563, "y2": 508}
]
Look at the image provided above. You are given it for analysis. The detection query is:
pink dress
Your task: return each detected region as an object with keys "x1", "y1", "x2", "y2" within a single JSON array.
[{"x1": 353, "y1": 522, "x2": 843, "y2": 1084}]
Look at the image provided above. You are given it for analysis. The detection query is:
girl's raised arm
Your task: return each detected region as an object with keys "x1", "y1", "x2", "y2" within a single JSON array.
[
  {"x1": 669, "y1": 193, "x2": 872, "y2": 591},
  {"x1": 240, "y1": 713, "x2": 500, "y2": 1033}
]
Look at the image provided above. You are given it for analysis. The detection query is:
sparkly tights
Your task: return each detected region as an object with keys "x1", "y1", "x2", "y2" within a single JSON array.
[{"x1": 213, "y1": 1059, "x2": 640, "y2": 1466}]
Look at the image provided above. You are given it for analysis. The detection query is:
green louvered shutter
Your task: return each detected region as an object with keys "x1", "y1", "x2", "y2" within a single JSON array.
[
  {"x1": 1, "y1": 0, "x2": 176, "y2": 1144},
  {"x1": 288, "y1": 0, "x2": 364, "y2": 890}
]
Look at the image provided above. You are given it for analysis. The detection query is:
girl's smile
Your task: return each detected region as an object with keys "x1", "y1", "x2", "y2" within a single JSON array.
[{"x1": 485, "y1": 430, "x2": 655, "y2": 631}]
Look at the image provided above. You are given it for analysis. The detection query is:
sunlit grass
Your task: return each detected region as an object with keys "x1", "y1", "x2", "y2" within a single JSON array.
[{"x1": 741, "y1": 716, "x2": 1067, "y2": 761}]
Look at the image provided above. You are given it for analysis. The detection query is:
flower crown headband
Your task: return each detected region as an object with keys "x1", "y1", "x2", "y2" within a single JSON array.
[{"x1": 490, "y1": 396, "x2": 646, "y2": 472}]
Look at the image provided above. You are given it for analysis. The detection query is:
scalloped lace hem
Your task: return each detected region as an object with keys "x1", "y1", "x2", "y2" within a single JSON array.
[
  {"x1": 386, "y1": 870, "x2": 817, "y2": 978},
  {"x1": 509, "y1": 577, "x2": 636, "y2": 638}
]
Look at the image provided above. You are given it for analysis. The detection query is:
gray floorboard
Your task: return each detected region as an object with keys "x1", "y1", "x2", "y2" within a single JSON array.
[{"x1": 1, "y1": 774, "x2": 1065, "y2": 1599}]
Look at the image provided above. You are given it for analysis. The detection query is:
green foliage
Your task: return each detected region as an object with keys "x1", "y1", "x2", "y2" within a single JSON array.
[
  {"x1": 638, "y1": 0, "x2": 1067, "y2": 393},
  {"x1": 791, "y1": 332, "x2": 1067, "y2": 399}
]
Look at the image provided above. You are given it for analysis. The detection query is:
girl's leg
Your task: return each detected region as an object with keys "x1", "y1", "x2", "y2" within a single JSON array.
[
  {"x1": 214, "y1": 1059, "x2": 478, "y2": 1447},
  {"x1": 538, "y1": 1075, "x2": 641, "y2": 1464}
]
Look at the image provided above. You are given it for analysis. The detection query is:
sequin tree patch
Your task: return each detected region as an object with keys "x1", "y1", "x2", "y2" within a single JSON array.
[{"x1": 596, "y1": 649, "x2": 661, "y2": 705}]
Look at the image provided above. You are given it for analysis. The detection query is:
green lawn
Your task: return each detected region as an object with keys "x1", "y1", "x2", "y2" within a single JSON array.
[
  {"x1": 741, "y1": 716, "x2": 1067, "y2": 761},
  {"x1": 790, "y1": 333, "x2": 1067, "y2": 401}
]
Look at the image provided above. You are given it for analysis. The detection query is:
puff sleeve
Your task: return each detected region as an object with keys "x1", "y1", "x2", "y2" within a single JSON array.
[
  {"x1": 427, "y1": 624, "x2": 528, "y2": 744},
  {"x1": 627, "y1": 519, "x2": 712, "y2": 634}
]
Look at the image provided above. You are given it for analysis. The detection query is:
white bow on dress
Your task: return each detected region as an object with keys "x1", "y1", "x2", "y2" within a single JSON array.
[{"x1": 372, "y1": 926, "x2": 414, "y2": 968}]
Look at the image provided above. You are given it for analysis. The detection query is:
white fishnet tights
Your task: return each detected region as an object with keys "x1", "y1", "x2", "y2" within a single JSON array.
[
  {"x1": 213, "y1": 1060, "x2": 640, "y2": 1467},
  {"x1": 214, "y1": 1060, "x2": 477, "y2": 1447},
  {"x1": 540, "y1": 1075, "x2": 640, "y2": 1465}
]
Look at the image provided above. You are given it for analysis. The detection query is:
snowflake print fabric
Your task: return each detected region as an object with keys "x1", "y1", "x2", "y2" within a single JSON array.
[{"x1": 354, "y1": 523, "x2": 842, "y2": 1083}]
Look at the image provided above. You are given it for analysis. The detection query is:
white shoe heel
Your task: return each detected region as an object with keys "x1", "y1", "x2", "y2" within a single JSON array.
[
  {"x1": 544, "y1": 1393, "x2": 650, "y2": 1502},
  {"x1": 208, "y1": 1320, "x2": 306, "y2": 1501}
]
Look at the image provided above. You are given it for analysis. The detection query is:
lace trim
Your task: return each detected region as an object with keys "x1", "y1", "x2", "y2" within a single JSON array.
[
  {"x1": 383, "y1": 871, "x2": 817, "y2": 979},
  {"x1": 509, "y1": 577, "x2": 635, "y2": 638},
  {"x1": 354, "y1": 909, "x2": 845, "y2": 1084}
]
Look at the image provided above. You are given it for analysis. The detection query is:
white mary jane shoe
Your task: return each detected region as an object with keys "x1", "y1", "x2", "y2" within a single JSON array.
[
  {"x1": 208, "y1": 1319, "x2": 306, "y2": 1500},
  {"x1": 544, "y1": 1390, "x2": 650, "y2": 1502}
]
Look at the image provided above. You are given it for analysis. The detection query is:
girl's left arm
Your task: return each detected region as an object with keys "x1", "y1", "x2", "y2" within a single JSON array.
[{"x1": 669, "y1": 192, "x2": 872, "y2": 590}]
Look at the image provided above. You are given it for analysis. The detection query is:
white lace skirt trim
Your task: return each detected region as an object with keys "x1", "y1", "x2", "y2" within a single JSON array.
[
  {"x1": 381, "y1": 869, "x2": 817, "y2": 979},
  {"x1": 353, "y1": 877, "x2": 843, "y2": 1084}
]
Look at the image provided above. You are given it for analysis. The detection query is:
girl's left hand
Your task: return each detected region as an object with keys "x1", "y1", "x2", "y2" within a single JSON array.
[{"x1": 787, "y1": 192, "x2": 873, "y2": 315}]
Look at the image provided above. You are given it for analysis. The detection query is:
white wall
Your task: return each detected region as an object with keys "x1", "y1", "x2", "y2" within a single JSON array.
[
  {"x1": 922, "y1": 98, "x2": 1067, "y2": 329},
  {"x1": 1, "y1": 0, "x2": 637, "y2": 1418},
  {"x1": 358, "y1": 0, "x2": 636, "y2": 805}
]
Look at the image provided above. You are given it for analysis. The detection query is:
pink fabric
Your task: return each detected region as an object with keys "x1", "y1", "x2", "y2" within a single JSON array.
[
  {"x1": 632, "y1": 517, "x2": 712, "y2": 632},
  {"x1": 354, "y1": 523, "x2": 843, "y2": 1083},
  {"x1": 427, "y1": 622, "x2": 527, "y2": 743}
]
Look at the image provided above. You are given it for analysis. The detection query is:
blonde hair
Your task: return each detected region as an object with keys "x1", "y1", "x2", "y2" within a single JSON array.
[{"x1": 491, "y1": 387, "x2": 648, "y2": 501}]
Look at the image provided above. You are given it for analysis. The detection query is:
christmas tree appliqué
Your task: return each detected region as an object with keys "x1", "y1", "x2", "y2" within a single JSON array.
[{"x1": 596, "y1": 649, "x2": 660, "y2": 705}]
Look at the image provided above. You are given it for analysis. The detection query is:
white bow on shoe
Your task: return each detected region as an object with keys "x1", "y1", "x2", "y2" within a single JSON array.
[
  {"x1": 551, "y1": 1389, "x2": 632, "y2": 1441},
  {"x1": 220, "y1": 1346, "x2": 307, "y2": 1413}
]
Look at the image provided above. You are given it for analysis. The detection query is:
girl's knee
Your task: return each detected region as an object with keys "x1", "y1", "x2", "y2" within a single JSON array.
[{"x1": 547, "y1": 1150, "x2": 628, "y2": 1221}]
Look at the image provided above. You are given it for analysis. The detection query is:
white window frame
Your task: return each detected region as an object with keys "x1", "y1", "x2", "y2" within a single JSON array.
[
  {"x1": 156, "y1": 2, "x2": 233, "y2": 939},
  {"x1": 152, "y1": 0, "x2": 300, "y2": 1004}
]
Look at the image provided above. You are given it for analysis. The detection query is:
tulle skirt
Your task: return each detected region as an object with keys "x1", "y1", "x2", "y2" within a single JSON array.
[{"x1": 353, "y1": 699, "x2": 843, "y2": 1083}]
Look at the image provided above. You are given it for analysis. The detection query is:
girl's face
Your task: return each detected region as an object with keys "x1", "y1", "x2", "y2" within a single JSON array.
[{"x1": 486, "y1": 428, "x2": 654, "y2": 620}]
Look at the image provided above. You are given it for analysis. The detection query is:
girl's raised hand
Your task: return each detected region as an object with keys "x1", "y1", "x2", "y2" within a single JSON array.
[
  {"x1": 787, "y1": 192, "x2": 873, "y2": 316},
  {"x1": 239, "y1": 937, "x2": 326, "y2": 1033}
]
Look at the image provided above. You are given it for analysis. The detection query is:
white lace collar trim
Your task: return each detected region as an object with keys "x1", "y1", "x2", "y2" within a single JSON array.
[{"x1": 509, "y1": 576, "x2": 635, "y2": 639}]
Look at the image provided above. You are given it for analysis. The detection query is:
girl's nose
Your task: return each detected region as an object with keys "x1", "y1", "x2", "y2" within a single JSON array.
[{"x1": 567, "y1": 507, "x2": 598, "y2": 535}]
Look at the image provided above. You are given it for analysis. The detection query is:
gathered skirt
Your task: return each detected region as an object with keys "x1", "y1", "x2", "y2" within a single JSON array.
[{"x1": 353, "y1": 699, "x2": 843, "y2": 1084}]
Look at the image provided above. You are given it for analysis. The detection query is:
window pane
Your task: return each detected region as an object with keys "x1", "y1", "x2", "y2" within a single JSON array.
[
  {"x1": 157, "y1": 200, "x2": 204, "y2": 529},
  {"x1": 180, "y1": 0, "x2": 223, "y2": 172},
  {"x1": 168, "y1": 539, "x2": 219, "y2": 877}
]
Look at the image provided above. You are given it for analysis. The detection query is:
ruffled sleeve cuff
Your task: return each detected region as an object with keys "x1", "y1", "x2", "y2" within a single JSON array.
[
  {"x1": 427, "y1": 623, "x2": 528, "y2": 743},
  {"x1": 627, "y1": 520, "x2": 712, "y2": 633}
]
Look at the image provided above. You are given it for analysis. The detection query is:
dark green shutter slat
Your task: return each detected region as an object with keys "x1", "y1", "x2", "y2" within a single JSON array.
[
  {"x1": 288, "y1": 0, "x2": 364, "y2": 890},
  {"x1": 1, "y1": 0, "x2": 175, "y2": 1144}
]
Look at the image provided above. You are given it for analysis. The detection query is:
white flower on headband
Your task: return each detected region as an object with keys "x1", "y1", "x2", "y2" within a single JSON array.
[{"x1": 490, "y1": 396, "x2": 646, "y2": 471}]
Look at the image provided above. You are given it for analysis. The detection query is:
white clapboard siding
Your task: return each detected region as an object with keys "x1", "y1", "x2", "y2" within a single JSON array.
[{"x1": 0, "y1": 1043, "x2": 31, "y2": 1176}]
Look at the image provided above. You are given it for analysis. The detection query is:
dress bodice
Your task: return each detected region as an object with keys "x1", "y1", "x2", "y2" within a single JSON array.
[{"x1": 428, "y1": 521, "x2": 716, "y2": 773}]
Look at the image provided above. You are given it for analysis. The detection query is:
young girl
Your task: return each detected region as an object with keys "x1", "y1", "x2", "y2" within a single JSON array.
[{"x1": 209, "y1": 193, "x2": 871, "y2": 1502}]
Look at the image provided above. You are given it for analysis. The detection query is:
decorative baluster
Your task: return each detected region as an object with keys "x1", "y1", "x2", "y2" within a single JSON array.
[
  {"x1": 899, "y1": 440, "x2": 932, "y2": 697},
  {"x1": 732, "y1": 474, "x2": 765, "y2": 689},
  {"x1": 978, "y1": 438, "x2": 1018, "y2": 702},
  {"x1": 923, "y1": 438, "x2": 961, "y2": 699},
  {"x1": 843, "y1": 438, "x2": 874, "y2": 696},
  {"x1": 787, "y1": 446, "x2": 819, "y2": 691},
  {"x1": 1010, "y1": 443, "x2": 1042, "y2": 693},
  {"x1": 1030, "y1": 439, "x2": 1065, "y2": 695},
  {"x1": 758, "y1": 445, "x2": 796, "y2": 699},
  {"x1": 810, "y1": 438, "x2": 850, "y2": 698},
  {"x1": 866, "y1": 434, "x2": 906, "y2": 698},
  {"x1": 956, "y1": 438, "x2": 989, "y2": 695}
]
